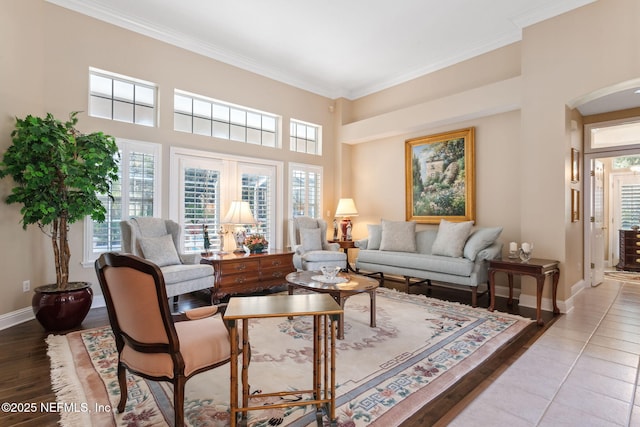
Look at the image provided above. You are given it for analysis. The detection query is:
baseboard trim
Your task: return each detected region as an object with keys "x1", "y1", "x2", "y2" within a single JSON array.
[
  {"x1": 518, "y1": 279, "x2": 586, "y2": 314},
  {"x1": 0, "y1": 295, "x2": 107, "y2": 331},
  {"x1": 0, "y1": 307, "x2": 34, "y2": 331}
]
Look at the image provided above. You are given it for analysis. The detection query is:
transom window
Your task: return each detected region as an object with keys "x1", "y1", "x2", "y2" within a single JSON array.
[
  {"x1": 290, "y1": 119, "x2": 322, "y2": 155},
  {"x1": 174, "y1": 90, "x2": 279, "y2": 147},
  {"x1": 89, "y1": 68, "x2": 157, "y2": 127}
]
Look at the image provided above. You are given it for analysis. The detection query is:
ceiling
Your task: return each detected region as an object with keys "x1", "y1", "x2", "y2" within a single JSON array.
[{"x1": 49, "y1": 0, "x2": 601, "y2": 101}]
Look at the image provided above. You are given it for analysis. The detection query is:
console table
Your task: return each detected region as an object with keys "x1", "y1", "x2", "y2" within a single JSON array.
[
  {"x1": 488, "y1": 257, "x2": 560, "y2": 326},
  {"x1": 616, "y1": 229, "x2": 640, "y2": 272},
  {"x1": 200, "y1": 250, "x2": 294, "y2": 302}
]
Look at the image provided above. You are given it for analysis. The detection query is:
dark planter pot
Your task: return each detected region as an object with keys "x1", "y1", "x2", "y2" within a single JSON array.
[{"x1": 32, "y1": 282, "x2": 93, "y2": 331}]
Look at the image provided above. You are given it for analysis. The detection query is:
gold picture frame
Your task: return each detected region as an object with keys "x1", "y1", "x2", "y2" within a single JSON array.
[
  {"x1": 571, "y1": 148, "x2": 580, "y2": 183},
  {"x1": 405, "y1": 127, "x2": 475, "y2": 224},
  {"x1": 571, "y1": 189, "x2": 580, "y2": 222}
]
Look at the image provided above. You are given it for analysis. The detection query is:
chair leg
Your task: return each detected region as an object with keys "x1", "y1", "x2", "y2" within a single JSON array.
[
  {"x1": 117, "y1": 362, "x2": 127, "y2": 413},
  {"x1": 172, "y1": 295, "x2": 179, "y2": 306},
  {"x1": 174, "y1": 376, "x2": 186, "y2": 427}
]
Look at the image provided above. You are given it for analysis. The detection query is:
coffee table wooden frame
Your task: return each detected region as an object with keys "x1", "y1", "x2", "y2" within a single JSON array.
[
  {"x1": 223, "y1": 294, "x2": 342, "y2": 427},
  {"x1": 286, "y1": 271, "x2": 379, "y2": 339}
]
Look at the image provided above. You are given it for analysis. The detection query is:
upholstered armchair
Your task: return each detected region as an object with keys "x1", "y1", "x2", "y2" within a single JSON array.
[
  {"x1": 120, "y1": 217, "x2": 214, "y2": 302},
  {"x1": 94, "y1": 252, "x2": 238, "y2": 427},
  {"x1": 288, "y1": 216, "x2": 347, "y2": 271}
]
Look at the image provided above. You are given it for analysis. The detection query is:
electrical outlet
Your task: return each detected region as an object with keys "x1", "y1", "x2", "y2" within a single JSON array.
[{"x1": 22, "y1": 280, "x2": 30, "y2": 292}]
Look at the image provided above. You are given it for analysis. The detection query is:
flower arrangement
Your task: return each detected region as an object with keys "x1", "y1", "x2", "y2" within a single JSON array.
[{"x1": 244, "y1": 234, "x2": 268, "y2": 253}]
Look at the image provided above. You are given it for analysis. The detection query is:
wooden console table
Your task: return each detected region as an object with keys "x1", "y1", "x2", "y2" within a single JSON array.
[
  {"x1": 200, "y1": 250, "x2": 294, "y2": 302},
  {"x1": 488, "y1": 257, "x2": 560, "y2": 326}
]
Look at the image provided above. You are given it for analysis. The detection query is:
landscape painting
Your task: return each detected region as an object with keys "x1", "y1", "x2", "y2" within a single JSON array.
[{"x1": 405, "y1": 127, "x2": 475, "y2": 224}]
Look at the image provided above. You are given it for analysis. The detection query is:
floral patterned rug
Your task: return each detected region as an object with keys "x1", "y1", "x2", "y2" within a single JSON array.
[{"x1": 47, "y1": 288, "x2": 533, "y2": 426}]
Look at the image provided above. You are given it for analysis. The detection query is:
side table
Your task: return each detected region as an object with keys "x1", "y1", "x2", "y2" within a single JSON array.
[
  {"x1": 330, "y1": 239, "x2": 357, "y2": 272},
  {"x1": 224, "y1": 293, "x2": 342, "y2": 427},
  {"x1": 488, "y1": 257, "x2": 560, "y2": 326}
]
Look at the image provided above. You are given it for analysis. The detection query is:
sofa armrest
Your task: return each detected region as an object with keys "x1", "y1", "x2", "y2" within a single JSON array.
[
  {"x1": 325, "y1": 242, "x2": 340, "y2": 251},
  {"x1": 476, "y1": 242, "x2": 503, "y2": 261},
  {"x1": 354, "y1": 238, "x2": 368, "y2": 249}
]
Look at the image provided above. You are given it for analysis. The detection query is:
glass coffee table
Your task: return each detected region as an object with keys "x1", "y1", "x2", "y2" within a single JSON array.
[{"x1": 286, "y1": 270, "x2": 379, "y2": 339}]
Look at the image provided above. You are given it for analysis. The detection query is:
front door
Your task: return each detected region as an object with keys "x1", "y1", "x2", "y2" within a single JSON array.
[{"x1": 590, "y1": 160, "x2": 605, "y2": 286}]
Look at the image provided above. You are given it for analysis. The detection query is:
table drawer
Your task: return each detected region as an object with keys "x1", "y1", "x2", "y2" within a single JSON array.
[
  {"x1": 219, "y1": 272, "x2": 261, "y2": 287},
  {"x1": 218, "y1": 259, "x2": 260, "y2": 275},
  {"x1": 259, "y1": 254, "x2": 294, "y2": 270}
]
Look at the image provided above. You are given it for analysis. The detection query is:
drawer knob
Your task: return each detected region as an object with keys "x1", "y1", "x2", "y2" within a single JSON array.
[
  {"x1": 272, "y1": 271, "x2": 283, "y2": 278},
  {"x1": 234, "y1": 277, "x2": 246, "y2": 283},
  {"x1": 235, "y1": 264, "x2": 247, "y2": 271}
]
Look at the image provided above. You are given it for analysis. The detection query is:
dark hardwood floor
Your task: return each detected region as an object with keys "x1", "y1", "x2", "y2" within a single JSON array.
[{"x1": 0, "y1": 278, "x2": 555, "y2": 427}]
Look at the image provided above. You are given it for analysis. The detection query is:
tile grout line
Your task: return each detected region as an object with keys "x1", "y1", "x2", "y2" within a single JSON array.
[{"x1": 534, "y1": 282, "x2": 624, "y2": 426}]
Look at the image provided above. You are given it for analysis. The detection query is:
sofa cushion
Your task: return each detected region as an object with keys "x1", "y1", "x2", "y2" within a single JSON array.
[
  {"x1": 301, "y1": 250, "x2": 347, "y2": 262},
  {"x1": 139, "y1": 234, "x2": 182, "y2": 267},
  {"x1": 358, "y1": 250, "x2": 474, "y2": 277},
  {"x1": 379, "y1": 220, "x2": 416, "y2": 252},
  {"x1": 431, "y1": 219, "x2": 473, "y2": 258},
  {"x1": 464, "y1": 227, "x2": 503, "y2": 261},
  {"x1": 300, "y1": 227, "x2": 323, "y2": 251},
  {"x1": 367, "y1": 224, "x2": 382, "y2": 250}
]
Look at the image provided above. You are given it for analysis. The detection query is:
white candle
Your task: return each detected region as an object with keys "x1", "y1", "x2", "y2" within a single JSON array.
[
  {"x1": 509, "y1": 242, "x2": 517, "y2": 252},
  {"x1": 521, "y1": 242, "x2": 531, "y2": 252}
]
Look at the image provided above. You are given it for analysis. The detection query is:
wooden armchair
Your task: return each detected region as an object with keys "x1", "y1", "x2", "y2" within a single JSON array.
[{"x1": 94, "y1": 252, "x2": 238, "y2": 427}]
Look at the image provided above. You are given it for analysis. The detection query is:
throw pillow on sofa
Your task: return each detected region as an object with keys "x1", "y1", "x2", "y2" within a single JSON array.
[
  {"x1": 431, "y1": 219, "x2": 473, "y2": 258},
  {"x1": 463, "y1": 227, "x2": 503, "y2": 261},
  {"x1": 379, "y1": 219, "x2": 416, "y2": 252},
  {"x1": 367, "y1": 224, "x2": 382, "y2": 250},
  {"x1": 139, "y1": 234, "x2": 182, "y2": 267}
]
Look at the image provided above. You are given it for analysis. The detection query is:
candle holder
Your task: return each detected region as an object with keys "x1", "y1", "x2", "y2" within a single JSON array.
[
  {"x1": 519, "y1": 242, "x2": 533, "y2": 262},
  {"x1": 508, "y1": 242, "x2": 518, "y2": 258}
]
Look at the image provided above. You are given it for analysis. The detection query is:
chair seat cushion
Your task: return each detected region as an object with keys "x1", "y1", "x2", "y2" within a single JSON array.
[
  {"x1": 160, "y1": 263, "x2": 213, "y2": 284},
  {"x1": 301, "y1": 250, "x2": 347, "y2": 262},
  {"x1": 121, "y1": 314, "x2": 231, "y2": 378}
]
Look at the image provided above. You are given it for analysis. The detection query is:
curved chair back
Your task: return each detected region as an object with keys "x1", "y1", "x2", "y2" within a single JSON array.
[{"x1": 95, "y1": 253, "x2": 179, "y2": 363}]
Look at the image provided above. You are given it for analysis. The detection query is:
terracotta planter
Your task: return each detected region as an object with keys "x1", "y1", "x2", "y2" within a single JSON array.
[{"x1": 32, "y1": 282, "x2": 93, "y2": 331}]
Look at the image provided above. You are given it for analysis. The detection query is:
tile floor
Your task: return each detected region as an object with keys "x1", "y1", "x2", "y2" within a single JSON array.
[{"x1": 448, "y1": 276, "x2": 640, "y2": 427}]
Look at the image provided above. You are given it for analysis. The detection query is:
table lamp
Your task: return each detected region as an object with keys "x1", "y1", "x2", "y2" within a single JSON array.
[
  {"x1": 335, "y1": 198, "x2": 358, "y2": 240},
  {"x1": 222, "y1": 201, "x2": 257, "y2": 252}
]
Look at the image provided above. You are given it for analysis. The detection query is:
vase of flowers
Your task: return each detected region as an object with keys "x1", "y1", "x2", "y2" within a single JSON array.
[{"x1": 244, "y1": 234, "x2": 268, "y2": 253}]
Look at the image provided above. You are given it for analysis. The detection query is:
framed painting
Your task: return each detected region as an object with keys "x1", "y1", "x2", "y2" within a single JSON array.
[
  {"x1": 571, "y1": 189, "x2": 580, "y2": 222},
  {"x1": 571, "y1": 148, "x2": 580, "y2": 183},
  {"x1": 405, "y1": 127, "x2": 475, "y2": 224}
]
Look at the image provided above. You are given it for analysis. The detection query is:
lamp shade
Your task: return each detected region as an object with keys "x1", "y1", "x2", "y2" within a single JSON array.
[
  {"x1": 335, "y1": 198, "x2": 358, "y2": 217},
  {"x1": 222, "y1": 201, "x2": 257, "y2": 224}
]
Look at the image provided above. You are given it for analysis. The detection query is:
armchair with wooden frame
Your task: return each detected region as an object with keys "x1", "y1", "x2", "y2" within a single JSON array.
[{"x1": 94, "y1": 252, "x2": 243, "y2": 427}]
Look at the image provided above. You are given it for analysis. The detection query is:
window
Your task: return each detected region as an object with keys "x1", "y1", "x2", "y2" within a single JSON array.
[
  {"x1": 290, "y1": 119, "x2": 322, "y2": 155},
  {"x1": 84, "y1": 140, "x2": 161, "y2": 264},
  {"x1": 89, "y1": 68, "x2": 157, "y2": 127},
  {"x1": 289, "y1": 163, "x2": 323, "y2": 218},
  {"x1": 171, "y1": 148, "x2": 282, "y2": 253},
  {"x1": 174, "y1": 90, "x2": 280, "y2": 147}
]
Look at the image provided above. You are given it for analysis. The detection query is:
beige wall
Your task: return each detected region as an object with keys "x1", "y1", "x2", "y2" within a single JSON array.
[
  {"x1": 0, "y1": 0, "x2": 337, "y2": 317},
  {"x1": 2, "y1": 0, "x2": 639, "y2": 319},
  {"x1": 341, "y1": 0, "x2": 640, "y2": 309}
]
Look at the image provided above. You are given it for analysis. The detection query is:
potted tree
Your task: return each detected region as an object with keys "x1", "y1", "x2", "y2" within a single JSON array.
[{"x1": 0, "y1": 112, "x2": 119, "y2": 331}]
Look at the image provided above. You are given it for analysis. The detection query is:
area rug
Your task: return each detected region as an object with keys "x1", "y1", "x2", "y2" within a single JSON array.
[{"x1": 46, "y1": 288, "x2": 533, "y2": 427}]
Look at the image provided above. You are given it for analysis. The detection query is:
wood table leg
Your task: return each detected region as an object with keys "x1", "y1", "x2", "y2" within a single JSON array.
[
  {"x1": 369, "y1": 289, "x2": 376, "y2": 328},
  {"x1": 241, "y1": 319, "x2": 249, "y2": 421},
  {"x1": 536, "y1": 275, "x2": 545, "y2": 326},
  {"x1": 488, "y1": 269, "x2": 497, "y2": 312},
  {"x1": 552, "y1": 269, "x2": 560, "y2": 315},
  {"x1": 507, "y1": 273, "x2": 514, "y2": 306}
]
